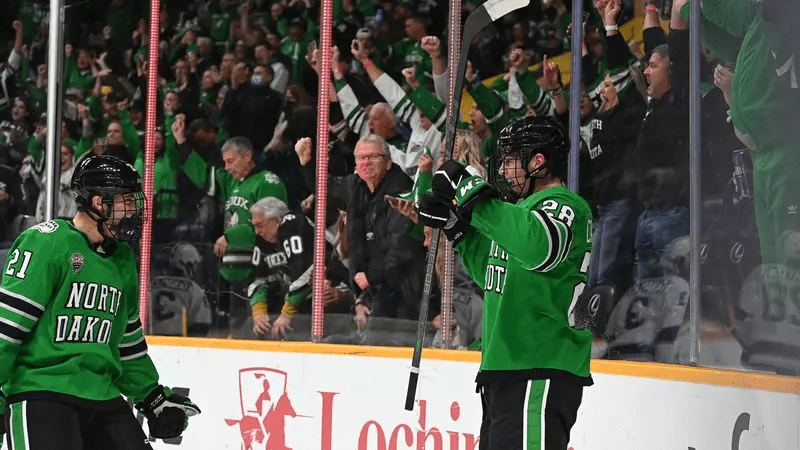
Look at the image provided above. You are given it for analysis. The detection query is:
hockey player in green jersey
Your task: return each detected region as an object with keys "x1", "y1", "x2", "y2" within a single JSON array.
[
  {"x1": 420, "y1": 116, "x2": 592, "y2": 450},
  {"x1": 0, "y1": 155, "x2": 200, "y2": 449}
]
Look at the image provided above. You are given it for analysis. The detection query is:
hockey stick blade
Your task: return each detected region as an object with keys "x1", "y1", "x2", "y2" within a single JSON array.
[{"x1": 404, "y1": 0, "x2": 531, "y2": 412}]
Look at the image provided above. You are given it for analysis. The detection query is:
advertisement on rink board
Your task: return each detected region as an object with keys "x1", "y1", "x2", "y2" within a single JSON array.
[{"x1": 144, "y1": 343, "x2": 799, "y2": 450}]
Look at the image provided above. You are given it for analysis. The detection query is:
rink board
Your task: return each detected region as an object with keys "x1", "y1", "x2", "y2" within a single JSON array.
[{"x1": 145, "y1": 337, "x2": 800, "y2": 450}]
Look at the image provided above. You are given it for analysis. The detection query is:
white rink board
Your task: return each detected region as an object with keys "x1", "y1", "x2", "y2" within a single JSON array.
[{"x1": 146, "y1": 343, "x2": 799, "y2": 450}]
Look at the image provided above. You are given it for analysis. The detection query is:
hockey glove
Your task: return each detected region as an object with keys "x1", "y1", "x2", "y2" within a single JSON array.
[
  {"x1": 432, "y1": 160, "x2": 478, "y2": 201},
  {"x1": 135, "y1": 385, "x2": 201, "y2": 439},
  {"x1": 418, "y1": 194, "x2": 470, "y2": 245},
  {"x1": 453, "y1": 176, "x2": 495, "y2": 223},
  {"x1": 418, "y1": 194, "x2": 451, "y2": 229}
]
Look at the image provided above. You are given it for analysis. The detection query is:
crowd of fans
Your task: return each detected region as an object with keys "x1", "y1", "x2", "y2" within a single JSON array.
[{"x1": 0, "y1": 0, "x2": 796, "y2": 373}]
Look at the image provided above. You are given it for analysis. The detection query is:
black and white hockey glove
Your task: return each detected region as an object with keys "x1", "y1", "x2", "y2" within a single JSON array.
[
  {"x1": 135, "y1": 385, "x2": 201, "y2": 439},
  {"x1": 432, "y1": 160, "x2": 476, "y2": 201},
  {"x1": 418, "y1": 194, "x2": 470, "y2": 245},
  {"x1": 452, "y1": 175, "x2": 495, "y2": 222}
]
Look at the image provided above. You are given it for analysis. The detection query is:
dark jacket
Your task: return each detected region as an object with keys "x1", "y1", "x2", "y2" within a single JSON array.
[
  {"x1": 330, "y1": 163, "x2": 425, "y2": 319},
  {"x1": 627, "y1": 27, "x2": 691, "y2": 208},
  {"x1": 221, "y1": 82, "x2": 282, "y2": 152},
  {"x1": 591, "y1": 83, "x2": 647, "y2": 207}
]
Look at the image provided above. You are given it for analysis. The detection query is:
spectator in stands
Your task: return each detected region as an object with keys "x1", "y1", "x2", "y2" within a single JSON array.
[
  {"x1": 281, "y1": 18, "x2": 311, "y2": 84},
  {"x1": 35, "y1": 143, "x2": 77, "y2": 222},
  {"x1": 584, "y1": 0, "x2": 647, "y2": 296},
  {"x1": 221, "y1": 62, "x2": 282, "y2": 153},
  {"x1": 296, "y1": 135, "x2": 426, "y2": 328},
  {"x1": 627, "y1": 0, "x2": 691, "y2": 280},
  {"x1": 247, "y1": 197, "x2": 351, "y2": 339},
  {"x1": 350, "y1": 39, "x2": 445, "y2": 177},
  {"x1": 387, "y1": 14, "x2": 432, "y2": 87},
  {"x1": 174, "y1": 116, "x2": 287, "y2": 327},
  {"x1": 0, "y1": 21, "x2": 23, "y2": 112},
  {"x1": 254, "y1": 42, "x2": 290, "y2": 94},
  {"x1": 0, "y1": 96, "x2": 31, "y2": 167}
]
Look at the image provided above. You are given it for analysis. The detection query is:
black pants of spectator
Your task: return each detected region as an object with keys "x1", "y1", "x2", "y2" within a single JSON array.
[
  {"x1": 5, "y1": 399, "x2": 151, "y2": 450},
  {"x1": 478, "y1": 378, "x2": 582, "y2": 450}
]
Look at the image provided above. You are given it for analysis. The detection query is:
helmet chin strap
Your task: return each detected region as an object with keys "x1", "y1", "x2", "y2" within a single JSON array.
[
  {"x1": 82, "y1": 197, "x2": 119, "y2": 242},
  {"x1": 519, "y1": 160, "x2": 547, "y2": 198}
]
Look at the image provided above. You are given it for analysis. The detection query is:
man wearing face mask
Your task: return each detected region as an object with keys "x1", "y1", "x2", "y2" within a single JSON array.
[{"x1": 220, "y1": 63, "x2": 282, "y2": 154}]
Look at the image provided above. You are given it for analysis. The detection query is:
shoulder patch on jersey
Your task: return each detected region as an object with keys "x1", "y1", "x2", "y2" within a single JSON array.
[
  {"x1": 264, "y1": 172, "x2": 281, "y2": 184},
  {"x1": 32, "y1": 221, "x2": 59, "y2": 233},
  {"x1": 71, "y1": 253, "x2": 84, "y2": 274}
]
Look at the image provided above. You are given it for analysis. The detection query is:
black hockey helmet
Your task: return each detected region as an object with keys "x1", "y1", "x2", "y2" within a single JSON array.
[
  {"x1": 492, "y1": 115, "x2": 570, "y2": 201},
  {"x1": 71, "y1": 155, "x2": 145, "y2": 242}
]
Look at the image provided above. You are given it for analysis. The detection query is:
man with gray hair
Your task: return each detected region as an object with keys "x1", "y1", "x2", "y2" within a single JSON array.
[
  {"x1": 296, "y1": 134, "x2": 427, "y2": 343},
  {"x1": 246, "y1": 197, "x2": 351, "y2": 339},
  {"x1": 324, "y1": 45, "x2": 416, "y2": 174},
  {"x1": 174, "y1": 117, "x2": 287, "y2": 327}
]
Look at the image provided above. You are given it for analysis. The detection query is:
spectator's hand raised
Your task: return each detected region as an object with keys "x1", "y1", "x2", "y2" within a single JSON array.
[
  {"x1": 465, "y1": 60, "x2": 476, "y2": 83},
  {"x1": 65, "y1": 44, "x2": 73, "y2": 58},
  {"x1": 210, "y1": 65, "x2": 223, "y2": 84},
  {"x1": 117, "y1": 97, "x2": 129, "y2": 111},
  {"x1": 252, "y1": 315, "x2": 271, "y2": 336},
  {"x1": 331, "y1": 45, "x2": 342, "y2": 72},
  {"x1": 541, "y1": 55, "x2": 561, "y2": 92},
  {"x1": 37, "y1": 64, "x2": 47, "y2": 78},
  {"x1": 418, "y1": 152, "x2": 433, "y2": 173},
  {"x1": 12, "y1": 20, "x2": 23, "y2": 34},
  {"x1": 103, "y1": 26, "x2": 112, "y2": 38},
  {"x1": 294, "y1": 137, "x2": 313, "y2": 165},
  {"x1": 172, "y1": 114, "x2": 186, "y2": 144},
  {"x1": 305, "y1": 48, "x2": 320, "y2": 74},
  {"x1": 627, "y1": 40, "x2": 645, "y2": 60},
  {"x1": 603, "y1": 0, "x2": 621, "y2": 27},
  {"x1": 420, "y1": 36, "x2": 441, "y2": 58},
  {"x1": 599, "y1": 73, "x2": 618, "y2": 112},
  {"x1": 347, "y1": 39, "x2": 365, "y2": 64},
  {"x1": 271, "y1": 314, "x2": 293, "y2": 339},
  {"x1": 402, "y1": 67, "x2": 419, "y2": 89}
]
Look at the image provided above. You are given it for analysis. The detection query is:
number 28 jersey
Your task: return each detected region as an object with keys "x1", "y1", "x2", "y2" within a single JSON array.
[{"x1": 456, "y1": 186, "x2": 594, "y2": 384}]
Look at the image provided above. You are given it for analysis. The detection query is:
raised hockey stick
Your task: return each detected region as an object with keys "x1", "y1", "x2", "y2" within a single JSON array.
[{"x1": 404, "y1": 0, "x2": 531, "y2": 411}]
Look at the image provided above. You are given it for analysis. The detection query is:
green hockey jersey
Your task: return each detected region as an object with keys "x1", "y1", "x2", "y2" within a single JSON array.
[
  {"x1": 456, "y1": 186, "x2": 593, "y2": 384},
  {"x1": 0, "y1": 220, "x2": 159, "y2": 407},
  {"x1": 181, "y1": 151, "x2": 288, "y2": 230}
]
